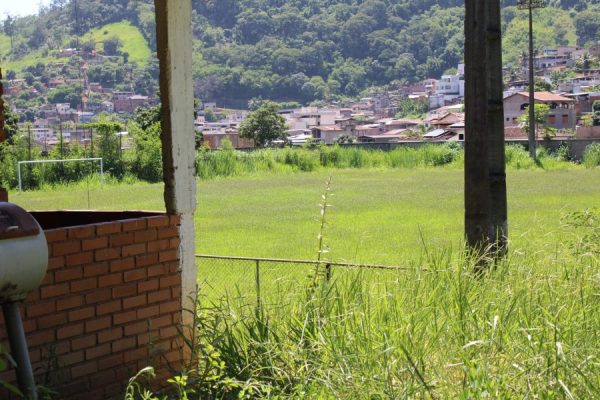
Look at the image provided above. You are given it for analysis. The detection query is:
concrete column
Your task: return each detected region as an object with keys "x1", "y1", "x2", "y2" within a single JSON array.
[{"x1": 154, "y1": 0, "x2": 197, "y2": 322}]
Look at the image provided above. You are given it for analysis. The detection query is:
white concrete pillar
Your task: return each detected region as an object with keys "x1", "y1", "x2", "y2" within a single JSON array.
[{"x1": 154, "y1": 0, "x2": 197, "y2": 323}]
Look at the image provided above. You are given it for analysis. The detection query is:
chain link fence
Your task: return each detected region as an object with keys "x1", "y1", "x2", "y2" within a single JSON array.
[{"x1": 196, "y1": 255, "x2": 427, "y2": 307}]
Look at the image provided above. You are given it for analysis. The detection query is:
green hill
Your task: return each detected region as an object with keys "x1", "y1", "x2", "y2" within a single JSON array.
[{"x1": 0, "y1": 0, "x2": 598, "y2": 106}]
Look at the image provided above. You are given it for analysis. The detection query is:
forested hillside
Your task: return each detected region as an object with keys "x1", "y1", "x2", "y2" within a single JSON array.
[{"x1": 1, "y1": 0, "x2": 599, "y2": 106}]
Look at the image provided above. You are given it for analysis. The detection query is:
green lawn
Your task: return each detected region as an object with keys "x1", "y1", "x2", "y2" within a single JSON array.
[{"x1": 13, "y1": 168, "x2": 600, "y2": 264}]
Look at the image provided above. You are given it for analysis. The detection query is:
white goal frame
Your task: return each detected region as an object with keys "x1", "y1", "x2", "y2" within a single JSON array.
[{"x1": 18, "y1": 158, "x2": 104, "y2": 192}]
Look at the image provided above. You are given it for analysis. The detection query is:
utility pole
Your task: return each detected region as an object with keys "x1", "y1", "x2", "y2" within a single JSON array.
[
  {"x1": 465, "y1": 0, "x2": 508, "y2": 258},
  {"x1": 518, "y1": 0, "x2": 545, "y2": 159},
  {"x1": 0, "y1": 68, "x2": 5, "y2": 143}
]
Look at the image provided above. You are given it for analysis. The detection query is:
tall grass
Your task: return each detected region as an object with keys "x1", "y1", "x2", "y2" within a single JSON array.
[
  {"x1": 194, "y1": 143, "x2": 577, "y2": 182},
  {"x1": 583, "y1": 143, "x2": 600, "y2": 168},
  {"x1": 190, "y1": 234, "x2": 599, "y2": 399}
]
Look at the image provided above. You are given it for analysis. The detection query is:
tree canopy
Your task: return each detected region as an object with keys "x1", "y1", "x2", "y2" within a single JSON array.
[{"x1": 239, "y1": 101, "x2": 287, "y2": 147}]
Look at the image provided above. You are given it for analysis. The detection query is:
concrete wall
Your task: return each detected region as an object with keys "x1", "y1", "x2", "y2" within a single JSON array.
[
  {"x1": 0, "y1": 212, "x2": 183, "y2": 400},
  {"x1": 341, "y1": 139, "x2": 600, "y2": 161}
]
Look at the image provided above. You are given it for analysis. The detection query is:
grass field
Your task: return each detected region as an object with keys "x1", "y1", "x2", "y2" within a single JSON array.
[
  {"x1": 12, "y1": 168, "x2": 600, "y2": 397},
  {"x1": 13, "y1": 168, "x2": 600, "y2": 264},
  {"x1": 82, "y1": 21, "x2": 151, "y2": 66}
]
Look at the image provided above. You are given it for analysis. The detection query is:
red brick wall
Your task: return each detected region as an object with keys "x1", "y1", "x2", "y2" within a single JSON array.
[{"x1": 0, "y1": 214, "x2": 183, "y2": 399}]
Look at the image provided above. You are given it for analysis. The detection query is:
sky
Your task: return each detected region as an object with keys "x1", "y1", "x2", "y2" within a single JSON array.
[{"x1": 0, "y1": 0, "x2": 51, "y2": 17}]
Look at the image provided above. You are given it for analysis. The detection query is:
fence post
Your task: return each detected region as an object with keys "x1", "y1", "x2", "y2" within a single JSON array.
[
  {"x1": 325, "y1": 263, "x2": 332, "y2": 281},
  {"x1": 255, "y1": 259, "x2": 261, "y2": 309}
]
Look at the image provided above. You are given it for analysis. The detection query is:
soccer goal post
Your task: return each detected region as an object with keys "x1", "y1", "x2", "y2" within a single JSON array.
[{"x1": 18, "y1": 158, "x2": 104, "y2": 192}]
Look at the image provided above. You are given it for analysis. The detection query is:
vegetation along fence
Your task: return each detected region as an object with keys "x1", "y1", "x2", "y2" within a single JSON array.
[{"x1": 196, "y1": 254, "x2": 433, "y2": 305}]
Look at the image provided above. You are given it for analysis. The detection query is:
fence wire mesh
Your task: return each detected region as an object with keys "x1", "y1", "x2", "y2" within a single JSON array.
[{"x1": 196, "y1": 255, "x2": 426, "y2": 307}]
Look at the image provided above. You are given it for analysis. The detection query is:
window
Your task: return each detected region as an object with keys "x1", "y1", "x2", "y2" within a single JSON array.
[
  {"x1": 562, "y1": 115, "x2": 569, "y2": 124},
  {"x1": 548, "y1": 115, "x2": 556, "y2": 124}
]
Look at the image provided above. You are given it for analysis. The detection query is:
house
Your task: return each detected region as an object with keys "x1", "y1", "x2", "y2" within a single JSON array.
[
  {"x1": 423, "y1": 128, "x2": 455, "y2": 141},
  {"x1": 311, "y1": 125, "x2": 354, "y2": 144},
  {"x1": 503, "y1": 92, "x2": 576, "y2": 131},
  {"x1": 429, "y1": 113, "x2": 465, "y2": 130},
  {"x1": 113, "y1": 94, "x2": 151, "y2": 113},
  {"x1": 202, "y1": 129, "x2": 254, "y2": 149}
]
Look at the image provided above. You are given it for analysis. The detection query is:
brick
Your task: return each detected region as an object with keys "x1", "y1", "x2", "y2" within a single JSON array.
[
  {"x1": 61, "y1": 350, "x2": 85, "y2": 366},
  {"x1": 123, "y1": 348, "x2": 147, "y2": 363},
  {"x1": 48, "y1": 256, "x2": 65, "y2": 270},
  {"x1": 41, "y1": 283, "x2": 69, "y2": 299},
  {"x1": 158, "y1": 226, "x2": 178, "y2": 239},
  {"x1": 83, "y1": 262, "x2": 110, "y2": 277},
  {"x1": 28, "y1": 330, "x2": 55, "y2": 347},
  {"x1": 147, "y1": 264, "x2": 170, "y2": 277},
  {"x1": 89, "y1": 368, "x2": 115, "y2": 387},
  {"x1": 45, "y1": 229, "x2": 67, "y2": 243},
  {"x1": 147, "y1": 239, "x2": 170, "y2": 253},
  {"x1": 68, "y1": 306, "x2": 95, "y2": 322},
  {"x1": 95, "y1": 247, "x2": 120, "y2": 262},
  {"x1": 159, "y1": 301, "x2": 180, "y2": 315},
  {"x1": 85, "y1": 316, "x2": 112, "y2": 333},
  {"x1": 147, "y1": 215, "x2": 169, "y2": 228},
  {"x1": 66, "y1": 251, "x2": 94, "y2": 267},
  {"x1": 71, "y1": 361, "x2": 98, "y2": 378},
  {"x1": 112, "y1": 283, "x2": 137, "y2": 298},
  {"x1": 98, "y1": 272, "x2": 123, "y2": 288},
  {"x1": 138, "y1": 280, "x2": 159, "y2": 293},
  {"x1": 98, "y1": 327, "x2": 123, "y2": 344},
  {"x1": 71, "y1": 277, "x2": 97, "y2": 293},
  {"x1": 26, "y1": 301, "x2": 56, "y2": 318},
  {"x1": 164, "y1": 350, "x2": 181, "y2": 363},
  {"x1": 53, "y1": 241, "x2": 81, "y2": 256},
  {"x1": 134, "y1": 229, "x2": 158, "y2": 244},
  {"x1": 159, "y1": 326, "x2": 179, "y2": 340},
  {"x1": 171, "y1": 285, "x2": 182, "y2": 300},
  {"x1": 85, "y1": 288, "x2": 111, "y2": 304},
  {"x1": 82, "y1": 237, "x2": 109, "y2": 251},
  {"x1": 55, "y1": 268, "x2": 83, "y2": 282},
  {"x1": 159, "y1": 250, "x2": 179, "y2": 263},
  {"x1": 124, "y1": 268, "x2": 146, "y2": 282},
  {"x1": 169, "y1": 215, "x2": 181, "y2": 225},
  {"x1": 110, "y1": 257, "x2": 135, "y2": 272},
  {"x1": 160, "y1": 275, "x2": 180, "y2": 289},
  {"x1": 113, "y1": 310, "x2": 137, "y2": 325},
  {"x1": 40, "y1": 273, "x2": 54, "y2": 286},
  {"x1": 55, "y1": 295, "x2": 83, "y2": 311},
  {"x1": 37, "y1": 312, "x2": 67, "y2": 329},
  {"x1": 57, "y1": 323, "x2": 84, "y2": 339},
  {"x1": 96, "y1": 221, "x2": 121, "y2": 235},
  {"x1": 61, "y1": 379, "x2": 90, "y2": 396},
  {"x1": 109, "y1": 232, "x2": 134, "y2": 247},
  {"x1": 111, "y1": 337, "x2": 136, "y2": 352},
  {"x1": 124, "y1": 321, "x2": 149, "y2": 336},
  {"x1": 68, "y1": 226, "x2": 96, "y2": 240},
  {"x1": 71, "y1": 334, "x2": 97, "y2": 351},
  {"x1": 169, "y1": 238, "x2": 181, "y2": 249},
  {"x1": 97, "y1": 354, "x2": 123, "y2": 370},
  {"x1": 136, "y1": 253, "x2": 159, "y2": 267},
  {"x1": 137, "y1": 305, "x2": 159, "y2": 320},
  {"x1": 123, "y1": 294, "x2": 146, "y2": 309},
  {"x1": 122, "y1": 219, "x2": 147, "y2": 232},
  {"x1": 85, "y1": 343, "x2": 111, "y2": 361},
  {"x1": 148, "y1": 289, "x2": 170, "y2": 304},
  {"x1": 96, "y1": 300, "x2": 121, "y2": 316},
  {"x1": 122, "y1": 243, "x2": 146, "y2": 257}
]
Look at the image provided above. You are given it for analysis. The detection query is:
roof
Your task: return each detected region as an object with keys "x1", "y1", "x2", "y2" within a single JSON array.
[
  {"x1": 424, "y1": 129, "x2": 449, "y2": 138},
  {"x1": 512, "y1": 91, "x2": 575, "y2": 103},
  {"x1": 314, "y1": 125, "x2": 346, "y2": 132}
]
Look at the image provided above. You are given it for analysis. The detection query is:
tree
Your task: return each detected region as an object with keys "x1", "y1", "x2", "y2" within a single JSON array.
[
  {"x1": 2, "y1": 101, "x2": 20, "y2": 142},
  {"x1": 593, "y1": 100, "x2": 600, "y2": 127},
  {"x1": 239, "y1": 101, "x2": 287, "y2": 147},
  {"x1": 3, "y1": 15, "x2": 16, "y2": 51},
  {"x1": 103, "y1": 36, "x2": 122, "y2": 56},
  {"x1": 518, "y1": 103, "x2": 552, "y2": 136}
]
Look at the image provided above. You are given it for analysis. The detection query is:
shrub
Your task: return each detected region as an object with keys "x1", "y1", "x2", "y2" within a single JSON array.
[{"x1": 583, "y1": 143, "x2": 600, "y2": 168}]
